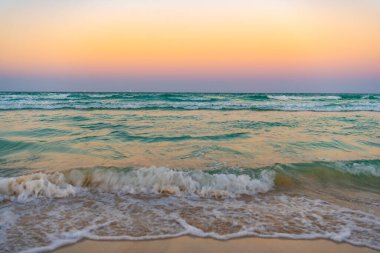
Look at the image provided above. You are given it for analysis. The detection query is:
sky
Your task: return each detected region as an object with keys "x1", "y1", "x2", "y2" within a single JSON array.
[{"x1": 0, "y1": 0, "x2": 379, "y2": 92}]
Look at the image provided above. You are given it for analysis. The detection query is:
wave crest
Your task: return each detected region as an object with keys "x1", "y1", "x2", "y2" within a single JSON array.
[
  {"x1": 0, "y1": 173, "x2": 77, "y2": 202},
  {"x1": 267, "y1": 95, "x2": 341, "y2": 100}
]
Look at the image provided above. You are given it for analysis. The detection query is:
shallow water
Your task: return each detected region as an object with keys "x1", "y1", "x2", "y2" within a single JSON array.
[{"x1": 0, "y1": 93, "x2": 379, "y2": 252}]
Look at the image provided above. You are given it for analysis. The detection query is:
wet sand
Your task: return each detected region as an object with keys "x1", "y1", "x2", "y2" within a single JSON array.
[{"x1": 53, "y1": 236, "x2": 379, "y2": 253}]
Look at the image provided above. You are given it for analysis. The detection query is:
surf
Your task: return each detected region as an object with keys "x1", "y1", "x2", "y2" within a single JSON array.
[
  {"x1": 1, "y1": 160, "x2": 379, "y2": 202},
  {"x1": 1, "y1": 92, "x2": 379, "y2": 111}
]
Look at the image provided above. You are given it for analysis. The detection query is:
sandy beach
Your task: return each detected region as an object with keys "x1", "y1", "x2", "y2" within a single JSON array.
[{"x1": 53, "y1": 237, "x2": 379, "y2": 253}]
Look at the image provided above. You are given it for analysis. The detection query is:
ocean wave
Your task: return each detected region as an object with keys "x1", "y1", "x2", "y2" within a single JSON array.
[
  {"x1": 0, "y1": 92, "x2": 379, "y2": 111},
  {"x1": 288, "y1": 160, "x2": 380, "y2": 178},
  {"x1": 0, "y1": 102, "x2": 379, "y2": 111},
  {"x1": 1, "y1": 160, "x2": 379, "y2": 202},
  {"x1": 334, "y1": 161, "x2": 380, "y2": 177},
  {"x1": 109, "y1": 131, "x2": 249, "y2": 142},
  {"x1": 0, "y1": 167, "x2": 275, "y2": 201},
  {"x1": 267, "y1": 95, "x2": 341, "y2": 100}
]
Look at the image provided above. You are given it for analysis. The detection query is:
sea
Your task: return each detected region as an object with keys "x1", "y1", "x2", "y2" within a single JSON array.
[{"x1": 0, "y1": 92, "x2": 379, "y2": 252}]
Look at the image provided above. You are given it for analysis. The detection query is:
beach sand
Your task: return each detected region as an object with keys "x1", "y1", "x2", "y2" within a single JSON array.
[{"x1": 53, "y1": 236, "x2": 378, "y2": 253}]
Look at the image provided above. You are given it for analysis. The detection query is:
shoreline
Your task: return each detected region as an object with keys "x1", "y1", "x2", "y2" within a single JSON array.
[{"x1": 52, "y1": 236, "x2": 379, "y2": 253}]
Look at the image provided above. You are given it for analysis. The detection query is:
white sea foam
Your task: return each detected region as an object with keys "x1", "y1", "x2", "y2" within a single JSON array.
[{"x1": 2, "y1": 193, "x2": 379, "y2": 252}]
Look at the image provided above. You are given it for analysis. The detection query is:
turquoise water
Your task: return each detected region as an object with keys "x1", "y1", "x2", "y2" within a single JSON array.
[{"x1": 0, "y1": 93, "x2": 379, "y2": 252}]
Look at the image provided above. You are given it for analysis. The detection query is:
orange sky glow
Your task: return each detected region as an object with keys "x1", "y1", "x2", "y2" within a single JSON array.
[{"x1": 0, "y1": 0, "x2": 379, "y2": 78}]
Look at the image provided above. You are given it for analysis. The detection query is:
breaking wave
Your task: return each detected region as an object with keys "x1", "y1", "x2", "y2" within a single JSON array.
[
  {"x1": 0, "y1": 167, "x2": 275, "y2": 201},
  {"x1": 1, "y1": 161, "x2": 380, "y2": 252},
  {"x1": 1, "y1": 160, "x2": 380, "y2": 202}
]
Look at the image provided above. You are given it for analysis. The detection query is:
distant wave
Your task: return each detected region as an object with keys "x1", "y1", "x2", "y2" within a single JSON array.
[
  {"x1": 0, "y1": 103, "x2": 378, "y2": 111},
  {"x1": 0, "y1": 92, "x2": 379, "y2": 111},
  {"x1": 267, "y1": 95, "x2": 341, "y2": 100},
  {"x1": 109, "y1": 131, "x2": 249, "y2": 142}
]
